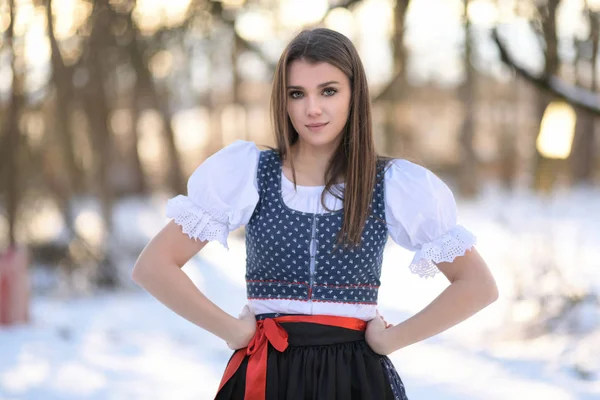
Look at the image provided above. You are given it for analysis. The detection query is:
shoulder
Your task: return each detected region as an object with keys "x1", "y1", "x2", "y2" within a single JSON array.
[
  {"x1": 186, "y1": 140, "x2": 262, "y2": 197},
  {"x1": 205, "y1": 140, "x2": 262, "y2": 164},
  {"x1": 383, "y1": 158, "x2": 454, "y2": 200},
  {"x1": 384, "y1": 158, "x2": 436, "y2": 177},
  {"x1": 188, "y1": 141, "x2": 261, "y2": 183}
]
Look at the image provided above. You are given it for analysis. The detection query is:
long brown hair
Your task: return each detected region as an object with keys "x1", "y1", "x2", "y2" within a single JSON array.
[{"x1": 270, "y1": 28, "x2": 389, "y2": 248}]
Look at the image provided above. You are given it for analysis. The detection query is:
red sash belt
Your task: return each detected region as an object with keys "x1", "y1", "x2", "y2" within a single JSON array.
[{"x1": 215, "y1": 315, "x2": 367, "y2": 400}]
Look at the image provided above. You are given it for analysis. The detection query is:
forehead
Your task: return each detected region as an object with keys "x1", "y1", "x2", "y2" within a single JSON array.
[{"x1": 286, "y1": 60, "x2": 348, "y2": 86}]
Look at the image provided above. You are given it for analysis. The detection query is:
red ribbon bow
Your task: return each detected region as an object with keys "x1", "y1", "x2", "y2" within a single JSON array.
[
  {"x1": 216, "y1": 318, "x2": 289, "y2": 399},
  {"x1": 215, "y1": 315, "x2": 367, "y2": 400}
]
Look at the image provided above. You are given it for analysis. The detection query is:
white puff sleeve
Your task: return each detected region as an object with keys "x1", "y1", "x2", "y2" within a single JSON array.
[
  {"x1": 165, "y1": 140, "x2": 260, "y2": 249},
  {"x1": 384, "y1": 159, "x2": 477, "y2": 278}
]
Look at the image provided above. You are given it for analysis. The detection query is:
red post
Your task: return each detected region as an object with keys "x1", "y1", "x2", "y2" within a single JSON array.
[{"x1": 0, "y1": 245, "x2": 30, "y2": 325}]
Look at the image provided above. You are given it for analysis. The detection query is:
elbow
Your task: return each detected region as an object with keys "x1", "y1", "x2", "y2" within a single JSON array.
[
  {"x1": 489, "y1": 286, "x2": 499, "y2": 305},
  {"x1": 132, "y1": 255, "x2": 172, "y2": 287},
  {"x1": 464, "y1": 274, "x2": 498, "y2": 308},
  {"x1": 131, "y1": 260, "x2": 148, "y2": 287},
  {"x1": 484, "y1": 278, "x2": 499, "y2": 306},
  {"x1": 131, "y1": 266, "x2": 142, "y2": 286}
]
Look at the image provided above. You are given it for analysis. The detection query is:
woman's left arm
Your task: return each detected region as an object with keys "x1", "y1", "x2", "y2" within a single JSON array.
[{"x1": 367, "y1": 247, "x2": 498, "y2": 355}]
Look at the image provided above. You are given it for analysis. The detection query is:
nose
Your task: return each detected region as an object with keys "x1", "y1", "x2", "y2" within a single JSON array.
[{"x1": 306, "y1": 96, "x2": 322, "y2": 117}]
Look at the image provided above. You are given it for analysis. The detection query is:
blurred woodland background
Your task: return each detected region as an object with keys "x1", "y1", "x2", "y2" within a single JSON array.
[
  {"x1": 0, "y1": 1, "x2": 600, "y2": 397},
  {"x1": 0, "y1": 0, "x2": 599, "y2": 354}
]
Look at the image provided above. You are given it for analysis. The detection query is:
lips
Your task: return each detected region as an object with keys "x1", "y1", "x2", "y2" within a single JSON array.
[{"x1": 306, "y1": 122, "x2": 328, "y2": 128}]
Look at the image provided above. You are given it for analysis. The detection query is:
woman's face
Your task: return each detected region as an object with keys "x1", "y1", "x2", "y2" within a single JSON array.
[{"x1": 286, "y1": 60, "x2": 351, "y2": 151}]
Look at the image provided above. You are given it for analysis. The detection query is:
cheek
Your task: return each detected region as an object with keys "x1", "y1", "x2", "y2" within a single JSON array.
[
  {"x1": 344, "y1": 95, "x2": 351, "y2": 113},
  {"x1": 287, "y1": 103, "x2": 299, "y2": 122},
  {"x1": 335, "y1": 97, "x2": 351, "y2": 119}
]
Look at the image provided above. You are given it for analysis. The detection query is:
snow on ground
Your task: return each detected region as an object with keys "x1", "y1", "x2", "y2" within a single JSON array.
[{"x1": 1, "y1": 186, "x2": 599, "y2": 399}]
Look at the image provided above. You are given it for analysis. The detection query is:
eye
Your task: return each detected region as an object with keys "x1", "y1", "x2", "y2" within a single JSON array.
[
  {"x1": 288, "y1": 90, "x2": 303, "y2": 99},
  {"x1": 323, "y1": 87, "x2": 337, "y2": 97}
]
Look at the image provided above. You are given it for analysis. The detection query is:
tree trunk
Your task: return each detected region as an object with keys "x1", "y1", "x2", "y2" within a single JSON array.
[
  {"x1": 533, "y1": 0, "x2": 562, "y2": 193},
  {"x1": 124, "y1": 11, "x2": 186, "y2": 195},
  {"x1": 458, "y1": 0, "x2": 478, "y2": 197},
  {"x1": 46, "y1": 0, "x2": 85, "y2": 195},
  {"x1": 130, "y1": 82, "x2": 148, "y2": 194},
  {"x1": 81, "y1": 0, "x2": 117, "y2": 287},
  {"x1": 570, "y1": 6, "x2": 598, "y2": 183},
  {"x1": 232, "y1": 32, "x2": 244, "y2": 140},
  {"x1": 393, "y1": 0, "x2": 410, "y2": 80},
  {"x1": 3, "y1": 0, "x2": 22, "y2": 246},
  {"x1": 499, "y1": 73, "x2": 520, "y2": 190},
  {"x1": 383, "y1": 0, "x2": 411, "y2": 156},
  {"x1": 206, "y1": 37, "x2": 225, "y2": 157}
]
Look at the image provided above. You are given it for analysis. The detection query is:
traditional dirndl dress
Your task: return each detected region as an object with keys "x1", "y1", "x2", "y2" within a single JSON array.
[
  {"x1": 165, "y1": 142, "x2": 477, "y2": 399},
  {"x1": 214, "y1": 150, "x2": 408, "y2": 399},
  {"x1": 215, "y1": 314, "x2": 408, "y2": 400}
]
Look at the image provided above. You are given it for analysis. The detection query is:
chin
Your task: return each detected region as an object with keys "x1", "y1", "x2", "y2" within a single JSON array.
[{"x1": 298, "y1": 131, "x2": 342, "y2": 149}]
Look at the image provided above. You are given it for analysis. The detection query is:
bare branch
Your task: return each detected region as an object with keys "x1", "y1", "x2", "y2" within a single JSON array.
[{"x1": 492, "y1": 27, "x2": 600, "y2": 115}]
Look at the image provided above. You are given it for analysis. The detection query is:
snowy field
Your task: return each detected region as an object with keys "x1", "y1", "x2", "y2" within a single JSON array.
[{"x1": 1, "y1": 185, "x2": 599, "y2": 399}]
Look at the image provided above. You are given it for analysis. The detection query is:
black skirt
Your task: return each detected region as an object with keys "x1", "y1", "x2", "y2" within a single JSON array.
[{"x1": 215, "y1": 314, "x2": 408, "y2": 400}]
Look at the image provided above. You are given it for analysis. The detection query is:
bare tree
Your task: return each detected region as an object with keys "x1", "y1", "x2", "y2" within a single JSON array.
[
  {"x1": 493, "y1": 28, "x2": 600, "y2": 114},
  {"x1": 498, "y1": 72, "x2": 520, "y2": 190},
  {"x1": 532, "y1": 0, "x2": 562, "y2": 192},
  {"x1": 372, "y1": 0, "x2": 412, "y2": 157},
  {"x1": 45, "y1": 0, "x2": 84, "y2": 243},
  {"x1": 2, "y1": 0, "x2": 19, "y2": 246},
  {"x1": 493, "y1": 3, "x2": 600, "y2": 189},
  {"x1": 121, "y1": 5, "x2": 186, "y2": 195},
  {"x1": 570, "y1": 1, "x2": 599, "y2": 183},
  {"x1": 46, "y1": 0, "x2": 85, "y2": 194},
  {"x1": 491, "y1": 1, "x2": 600, "y2": 342},
  {"x1": 130, "y1": 82, "x2": 149, "y2": 194},
  {"x1": 79, "y1": 0, "x2": 118, "y2": 286},
  {"x1": 458, "y1": 0, "x2": 478, "y2": 197}
]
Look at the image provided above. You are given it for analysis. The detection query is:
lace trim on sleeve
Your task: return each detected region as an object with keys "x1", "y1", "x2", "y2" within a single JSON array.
[
  {"x1": 409, "y1": 225, "x2": 477, "y2": 278},
  {"x1": 166, "y1": 195, "x2": 229, "y2": 250}
]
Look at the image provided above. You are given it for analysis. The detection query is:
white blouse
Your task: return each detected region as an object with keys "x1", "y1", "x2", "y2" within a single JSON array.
[{"x1": 166, "y1": 140, "x2": 477, "y2": 320}]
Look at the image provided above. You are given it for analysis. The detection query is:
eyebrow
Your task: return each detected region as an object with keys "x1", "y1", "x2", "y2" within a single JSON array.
[{"x1": 286, "y1": 81, "x2": 341, "y2": 90}]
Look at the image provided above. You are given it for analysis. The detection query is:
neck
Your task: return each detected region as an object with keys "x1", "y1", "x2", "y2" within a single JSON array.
[
  {"x1": 293, "y1": 142, "x2": 334, "y2": 169},
  {"x1": 284, "y1": 140, "x2": 341, "y2": 186}
]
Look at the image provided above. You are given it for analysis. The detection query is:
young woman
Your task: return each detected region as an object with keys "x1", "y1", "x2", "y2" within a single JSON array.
[{"x1": 132, "y1": 28, "x2": 498, "y2": 399}]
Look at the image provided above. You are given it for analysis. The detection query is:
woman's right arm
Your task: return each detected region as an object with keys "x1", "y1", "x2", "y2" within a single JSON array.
[{"x1": 131, "y1": 220, "x2": 255, "y2": 348}]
